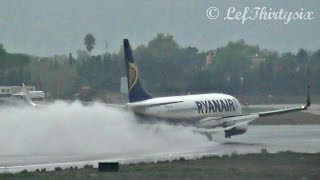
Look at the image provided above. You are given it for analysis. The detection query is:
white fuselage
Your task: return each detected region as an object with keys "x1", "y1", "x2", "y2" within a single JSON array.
[{"x1": 127, "y1": 93, "x2": 242, "y2": 120}]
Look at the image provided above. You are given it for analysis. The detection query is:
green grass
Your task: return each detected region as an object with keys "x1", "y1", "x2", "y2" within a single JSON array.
[{"x1": 1, "y1": 151, "x2": 320, "y2": 180}]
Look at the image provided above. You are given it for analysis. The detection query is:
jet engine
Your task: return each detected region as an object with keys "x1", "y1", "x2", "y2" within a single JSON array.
[{"x1": 224, "y1": 123, "x2": 248, "y2": 138}]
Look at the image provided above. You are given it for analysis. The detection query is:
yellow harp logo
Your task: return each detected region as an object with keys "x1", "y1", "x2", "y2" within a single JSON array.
[{"x1": 128, "y1": 62, "x2": 138, "y2": 92}]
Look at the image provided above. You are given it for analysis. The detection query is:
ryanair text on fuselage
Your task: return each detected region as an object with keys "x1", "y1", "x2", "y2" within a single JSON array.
[{"x1": 195, "y1": 99, "x2": 236, "y2": 114}]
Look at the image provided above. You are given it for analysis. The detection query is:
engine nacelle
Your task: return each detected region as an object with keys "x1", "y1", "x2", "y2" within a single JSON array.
[{"x1": 224, "y1": 123, "x2": 248, "y2": 138}]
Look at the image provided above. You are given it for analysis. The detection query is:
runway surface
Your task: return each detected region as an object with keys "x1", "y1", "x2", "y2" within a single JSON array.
[
  {"x1": 0, "y1": 101, "x2": 319, "y2": 173},
  {"x1": 1, "y1": 125, "x2": 319, "y2": 173}
]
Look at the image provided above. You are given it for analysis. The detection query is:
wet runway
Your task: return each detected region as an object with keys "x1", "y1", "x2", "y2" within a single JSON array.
[{"x1": 1, "y1": 125, "x2": 319, "y2": 173}]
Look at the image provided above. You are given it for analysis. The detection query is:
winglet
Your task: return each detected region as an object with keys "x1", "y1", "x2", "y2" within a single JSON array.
[{"x1": 304, "y1": 85, "x2": 311, "y2": 109}]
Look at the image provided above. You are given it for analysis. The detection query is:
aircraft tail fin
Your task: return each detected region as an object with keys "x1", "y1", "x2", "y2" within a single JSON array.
[{"x1": 123, "y1": 39, "x2": 152, "y2": 102}]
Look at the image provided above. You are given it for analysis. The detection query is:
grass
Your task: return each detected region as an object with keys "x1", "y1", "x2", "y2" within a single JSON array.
[{"x1": 1, "y1": 151, "x2": 319, "y2": 180}]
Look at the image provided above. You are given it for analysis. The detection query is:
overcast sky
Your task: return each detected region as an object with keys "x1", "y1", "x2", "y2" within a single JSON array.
[{"x1": 0, "y1": 0, "x2": 319, "y2": 56}]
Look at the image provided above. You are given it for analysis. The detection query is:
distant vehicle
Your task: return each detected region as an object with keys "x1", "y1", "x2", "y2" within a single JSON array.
[{"x1": 22, "y1": 39, "x2": 311, "y2": 139}]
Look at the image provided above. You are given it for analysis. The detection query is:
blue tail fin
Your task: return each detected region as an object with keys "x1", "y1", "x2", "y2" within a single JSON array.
[{"x1": 123, "y1": 39, "x2": 153, "y2": 102}]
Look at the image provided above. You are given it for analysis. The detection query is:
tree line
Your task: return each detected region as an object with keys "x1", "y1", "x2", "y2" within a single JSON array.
[{"x1": 0, "y1": 33, "x2": 319, "y2": 100}]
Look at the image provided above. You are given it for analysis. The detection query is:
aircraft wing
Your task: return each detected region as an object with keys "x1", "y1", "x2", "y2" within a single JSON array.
[
  {"x1": 195, "y1": 114, "x2": 258, "y2": 133},
  {"x1": 195, "y1": 103, "x2": 310, "y2": 134},
  {"x1": 21, "y1": 83, "x2": 37, "y2": 107},
  {"x1": 196, "y1": 86, "x2": 311, "y2": 132}
]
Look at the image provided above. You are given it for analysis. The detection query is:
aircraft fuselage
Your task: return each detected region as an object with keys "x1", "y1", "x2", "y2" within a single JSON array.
[{"x1": 127, "y1": 93, "x2": 242, "y2": 120}]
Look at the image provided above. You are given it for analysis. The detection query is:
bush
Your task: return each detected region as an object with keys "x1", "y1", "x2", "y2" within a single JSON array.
[
  {"x1": 20, "y1": 170, "x2": 28, "y2": 174},
  {"x1": 261, "y1": 148, "x2": 268, "y2": 154},
  {"x1": 54, "y1": 167, "x2": 62, "y2": 171},
  {"x1": 83, "y1": 164, "x2": 94, "y2": 169}
]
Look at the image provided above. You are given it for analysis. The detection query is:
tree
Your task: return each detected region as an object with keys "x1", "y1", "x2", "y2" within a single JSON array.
[
  {"x1": 309, "y1": 50, "x2": 320, "y2": 89},
  {"x1": 105, "y1": 40, "x2": 108, "y2": 52},
  {"x1": 211, "y1": 40, "x2": 252, "y2": 93},
  {"x1": 84, "y1": 34, "x2": 95, "y2": 54},
  {"x1": 135, "y1": 33, "x2": 186, "y2": 93},
  {"x1": 76, "y1": 49, "x2": 90, "y2": 63},
  {"x1": 296, "y1": 48, "x2": 308, "y2": 64},
  {"x1": 0, "y1": 43, "x2": 5, "y2": 54}
]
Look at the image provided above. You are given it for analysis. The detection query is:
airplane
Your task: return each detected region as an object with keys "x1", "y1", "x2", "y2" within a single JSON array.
[
  {"x1": 122, "y1": 39, "x2": 311, "y2": 138},
  {"x1": 21, "y1": 39, "x2": 311, "y2": 139},
  {"x1": 21, "y1": 83, "x2": 37, "y2": 107}
]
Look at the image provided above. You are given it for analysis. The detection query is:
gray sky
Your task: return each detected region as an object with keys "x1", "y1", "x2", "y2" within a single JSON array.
[{"x1": 0, "y1": 0, "x2": 319, "y2": 56}]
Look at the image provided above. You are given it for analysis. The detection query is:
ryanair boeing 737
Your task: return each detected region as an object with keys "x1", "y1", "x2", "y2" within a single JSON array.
[
  {"x1": 122, "y1": 39, "x2": 310, "y2": 138},
  {"x1": 21, "y1": 39, "x2": 311, "y2": 139}
]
